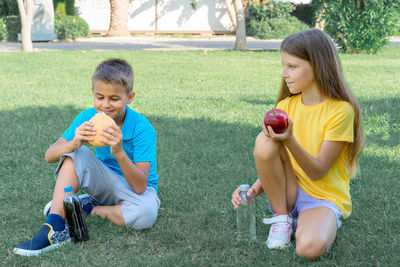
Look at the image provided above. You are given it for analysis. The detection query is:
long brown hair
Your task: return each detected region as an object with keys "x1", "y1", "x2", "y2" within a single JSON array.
[{"x1": 277, "y1": 28, "x2": 364, "y2": 177}]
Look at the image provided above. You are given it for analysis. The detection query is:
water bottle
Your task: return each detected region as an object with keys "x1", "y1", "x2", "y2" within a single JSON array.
[
  {"x1": 236, "y1": 184, "x2": 256, "y2": 241},
  {"x1": 63, "y1": 186, "x2": 89, "y2": 243}
]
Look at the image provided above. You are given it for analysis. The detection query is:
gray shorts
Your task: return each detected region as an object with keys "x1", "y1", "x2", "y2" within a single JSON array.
[{"x1": 54, "y1": 146, "x2": 160, "y2": 230}]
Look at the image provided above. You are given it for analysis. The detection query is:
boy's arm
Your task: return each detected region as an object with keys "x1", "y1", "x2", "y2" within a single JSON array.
[
  {"x1": 100, "y1": 124, "x2": 150, "y2": 194},
  {"x1": 114, "y1": 151, "x2": 149, "y2": 195},
  {"x1": 45, "y1": 121, "x2": 96, "y2": 163},
  {"x1": 45, "y1": 137, "x2": 74, "y2": 163}
]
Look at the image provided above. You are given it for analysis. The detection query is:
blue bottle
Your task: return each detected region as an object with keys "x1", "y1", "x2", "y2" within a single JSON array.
[
  {"x1": 236, "y1": 184, "x2": 256, "y2": 241},
  {"x1": 63, "y1": 186, "x2": 89, "y2": 242}
]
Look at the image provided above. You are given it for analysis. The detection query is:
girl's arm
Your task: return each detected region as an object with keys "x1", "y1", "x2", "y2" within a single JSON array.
[
  {"x1": 250, "y1": 179, "x2": 264, "y2": 197},
  {"x1": 263, "y1": 119, "x2": 345, "y2": 181},
  {"x1": 283, "y1": 136, "x2": 345, "y2": 181},
  {"x1": 232, "y1": 179, "x2": 264, "y2": 210}
]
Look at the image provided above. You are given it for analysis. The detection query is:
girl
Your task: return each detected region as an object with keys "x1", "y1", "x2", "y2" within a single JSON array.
[{"x1": 231, "y1": 29, "x2": 364, "y2": 261}]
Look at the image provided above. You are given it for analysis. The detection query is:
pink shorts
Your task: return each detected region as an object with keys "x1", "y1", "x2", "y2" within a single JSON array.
[{"x1": 269, "y1": 186, "x2": 342, "y2": 228}]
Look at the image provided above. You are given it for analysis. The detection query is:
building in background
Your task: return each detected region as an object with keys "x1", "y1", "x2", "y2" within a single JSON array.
[
  {"x1": 75, "y1": 0, "x2": 233, "y2": 35},
  {"x1": 75, "y1": 0, "x2": 312, "y2": 35}
]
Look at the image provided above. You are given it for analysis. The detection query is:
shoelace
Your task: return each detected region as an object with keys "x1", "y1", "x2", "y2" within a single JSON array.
[{"x1": 263, "y1": 214, "x2": 293, "y2": 225}]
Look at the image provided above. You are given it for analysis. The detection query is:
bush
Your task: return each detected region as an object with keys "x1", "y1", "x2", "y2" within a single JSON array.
[
  {"x1": 247, "y1": 16, "x2": 308, "y2": 39},
  {"x1": 54, "y1": 14, "x2": 89, "y2": 40},
  {"x1": 317, "y1": 0, "x2": 400, "y2": 53},
  {"x1": 247, "y1": 0, "x2": 295, "y2": 20},
  {"x1": 0, "y1": 0, "x2": 19, "y2": 16},
  {"x1": 0, "y1": 15, "x2": 20, "y2": 42},
  {"x1": 246, "y1": 0, "x2": 309, "y2": 40},
  {"x1": 54, "y1": 0, "x2": 76, "y2": 16},
  {"x1": 394, "y1": 12, "x2": 400, "y2": 36},
  {"x1": 1, "y1": 14, "x2": 89, "y2": 42},
  {"x1": 0, "y1": 17, "x2": 6, "y2": 41},
  {"x1": 291, "y1": 3, "x2": 316, "y2": 27}
]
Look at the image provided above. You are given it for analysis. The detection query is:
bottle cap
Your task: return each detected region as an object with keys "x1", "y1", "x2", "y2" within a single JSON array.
[
  {"x1": 64, "y1": 186, "x2": 73, "y2": 192},
  {"x1": 239, "y1": 184, "x2": 250, "y2": 192}
]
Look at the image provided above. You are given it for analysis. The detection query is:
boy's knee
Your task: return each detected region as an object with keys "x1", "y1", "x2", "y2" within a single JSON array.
[
  {"x1": 124, "y1": 205, "x2": 158, "y2": 230},
  {"x1": 74, "y1": 146, "x2": 92, "y2": 158},
  {"x1": 254, "y1": 132, "x2": 280, "y2": 161},
  {"x1": 295, "y1": 235, "x2": 327, "y2": 261}
]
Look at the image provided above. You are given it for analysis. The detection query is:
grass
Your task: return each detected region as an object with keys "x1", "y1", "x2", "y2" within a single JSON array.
[{"x1": 0, "y1": 47, "x2": 399, "y2": 266}]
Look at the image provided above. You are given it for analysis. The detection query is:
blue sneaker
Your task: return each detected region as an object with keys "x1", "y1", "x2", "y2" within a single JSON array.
[
  {"x1": 43, "y1": 194, "x2": 99, "y2": 217},
  {"x1": 14, "y1": 223, "x2": 71, "y2": 256}
]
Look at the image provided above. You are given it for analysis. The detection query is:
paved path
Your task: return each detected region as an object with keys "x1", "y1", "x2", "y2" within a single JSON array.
[{"x1": 1, "y1": 36, "x2": 399, "y2": 52}]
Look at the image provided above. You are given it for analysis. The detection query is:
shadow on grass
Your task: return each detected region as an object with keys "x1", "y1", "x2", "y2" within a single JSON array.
[{"x1": 1, "y1": 103, "x2": 399, "y2": 265}]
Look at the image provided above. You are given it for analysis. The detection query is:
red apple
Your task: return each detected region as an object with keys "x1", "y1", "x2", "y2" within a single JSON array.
[{"x1": 263, "y1": 109, "x2": 289, "y2": 134}]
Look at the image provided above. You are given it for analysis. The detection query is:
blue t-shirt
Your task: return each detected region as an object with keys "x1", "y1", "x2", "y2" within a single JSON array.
[{"x1": 62, "y1": 107, "x2": 158, "y2": 192}]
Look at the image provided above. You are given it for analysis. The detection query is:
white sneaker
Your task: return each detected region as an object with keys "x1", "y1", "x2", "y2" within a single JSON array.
[{"x1": 263, "y1": 214, "x2": 293, "y2": 249}]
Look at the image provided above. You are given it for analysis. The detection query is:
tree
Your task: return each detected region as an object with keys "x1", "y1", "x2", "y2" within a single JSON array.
[
  {"x1": 17, "y1": 0, "x2": 33, "y2": 52},
  {"x1": 107, "y1": 0, "x2": 130, "y2": 37},
  {"x1": 225, "y1": 0, "x2": 247, "y2": 50},
  {"x1": 314, "y1": 0, "x2": 326, "y2": 30},
  {"x1": 319, "y1": 0, "x2": 400, "y2": 53}
]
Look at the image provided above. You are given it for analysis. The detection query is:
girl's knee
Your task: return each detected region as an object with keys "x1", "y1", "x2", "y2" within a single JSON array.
[
  {"x1": 254, "y1": 132, "x2": 281, "y2": 161},
  {"x1": 295, "y1": 234, "x2": 328, "y2": 261}
]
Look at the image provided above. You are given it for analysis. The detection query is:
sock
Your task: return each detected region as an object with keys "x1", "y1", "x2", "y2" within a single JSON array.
[
  {"x1": 45, "y1": 214, "x2": 65, "y2": 231},
  {"x1": 83, "y1": 203, "x2": 94, "y2": 215},
  {"x1": 15, "y1": 222, "x2": 62, "y2": 251}
]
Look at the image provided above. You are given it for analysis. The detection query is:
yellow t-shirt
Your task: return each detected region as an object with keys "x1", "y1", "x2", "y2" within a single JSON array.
[{"x1": 276, "y1": 94, "x2": 354, "y2": 218}]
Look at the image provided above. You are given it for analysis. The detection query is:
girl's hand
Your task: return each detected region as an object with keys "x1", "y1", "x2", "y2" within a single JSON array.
[
  {"x1": 231, "y1": 186, "x2": 258, "y2": 210},
  {"x1": 72, "y1": 121, "x2": 96, "y2": 149},
  {"x1": 99, "y1": 124, "x2": 124, "y2": 156},
  {"x1": 262, "y1": 117, "x2": 294, "y2": 141}
]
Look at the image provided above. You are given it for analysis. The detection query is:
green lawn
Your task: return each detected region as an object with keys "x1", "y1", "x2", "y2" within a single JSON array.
[{"x1": 0, "y1": 47, "x2": 399, "y2": 266}]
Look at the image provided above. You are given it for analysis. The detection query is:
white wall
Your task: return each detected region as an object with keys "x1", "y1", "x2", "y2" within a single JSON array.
[
  {"x1": 75, "y1": 0, "x2": 233, "y2": 33},
  {"x1": 156, "y1": 0, "x2": 232, "y2": 32},
  {"x1": 129, "y1": 0, "x2": 157, "y2": 32}
]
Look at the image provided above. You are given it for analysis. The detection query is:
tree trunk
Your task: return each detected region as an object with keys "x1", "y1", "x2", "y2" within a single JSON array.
[
  {"x1": 233, "y1": 0, "x2": 246, "y2": 50},
  {"x1": 107, "y1": 0, "x2": 130, "y2": 37},
  {"x1": 17, "y1": 0, "x2": 33, "y2": 52}
]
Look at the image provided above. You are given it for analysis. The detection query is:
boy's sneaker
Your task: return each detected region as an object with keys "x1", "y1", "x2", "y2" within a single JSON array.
[
  {"x1": 263, "y1": 214, "x2": 293, "y2": 249},
  {"x1": 13, "y1": 223, "x2": 71, "y2": 256},
  {"x1": 43, "y1": 194, "x2": 99, "y2": 217}
]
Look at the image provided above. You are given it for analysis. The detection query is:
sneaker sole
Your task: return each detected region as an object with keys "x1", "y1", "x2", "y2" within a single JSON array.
[
  {"x1": 13, "y1": 240, "x2": 69, "y2": 256},
  {"x1": 266, "y1": 240, "x2": 291, "y2": 249},
  {"x1": 43, "y1": 200, "x2": 52, "y2": 217}
]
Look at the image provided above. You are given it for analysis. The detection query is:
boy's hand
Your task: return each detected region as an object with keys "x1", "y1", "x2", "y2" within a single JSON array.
[
  {"x1": 72, "y1": 121, "x2": 96, "y2": 149},
  {"x1": 99, "y1": 124, "x2": 124, "y2": 156},
  {"x1": 231, "y1": 186, "x2": 257, "y2": 210},
  {"x1": 262, "y1": 117, "x2": 293, "y2": 141}
]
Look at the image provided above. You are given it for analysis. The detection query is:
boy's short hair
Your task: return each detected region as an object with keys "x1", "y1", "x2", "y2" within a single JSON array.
[{"x1": 92, "y1": 58, "x2": 134, "y2": 94}]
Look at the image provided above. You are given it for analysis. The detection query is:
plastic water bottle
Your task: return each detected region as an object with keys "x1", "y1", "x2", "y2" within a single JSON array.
[
  {"x1": 236, "y1": 184, "x2": 256, "y2": 241},
  {"x1": 63, "y1": 186, "x2": 89, "y2": 243}
]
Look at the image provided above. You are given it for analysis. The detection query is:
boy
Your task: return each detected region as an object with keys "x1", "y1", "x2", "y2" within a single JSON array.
[{"x1": 14, "y1": 58, "x2": 160, "y2": 256}]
